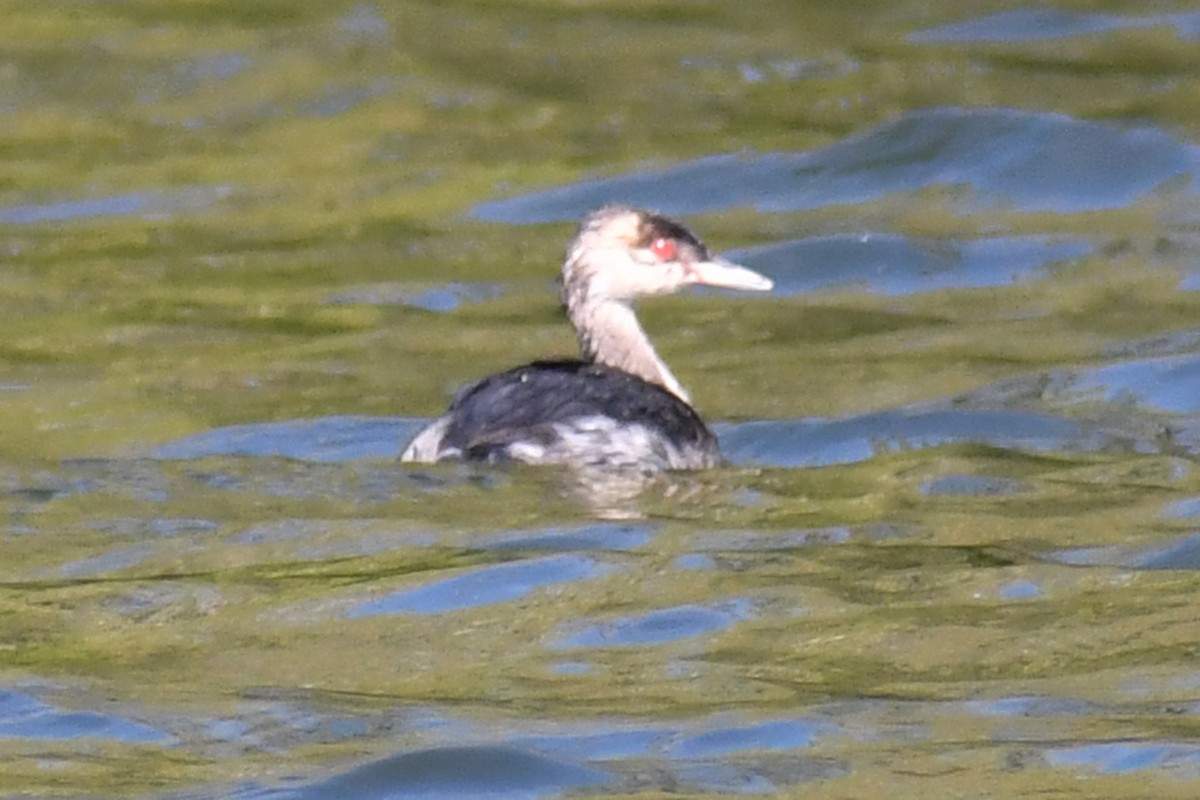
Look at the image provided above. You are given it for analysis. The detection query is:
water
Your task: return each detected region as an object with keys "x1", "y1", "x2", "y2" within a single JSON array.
[{"x1": 3, "y1": 2, "x2": 1200, "y2": 798}]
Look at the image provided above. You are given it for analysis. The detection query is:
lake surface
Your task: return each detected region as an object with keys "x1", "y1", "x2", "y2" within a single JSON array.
[{"x1": 3, "y1": 2, "x2": 1200, "y2": 798}]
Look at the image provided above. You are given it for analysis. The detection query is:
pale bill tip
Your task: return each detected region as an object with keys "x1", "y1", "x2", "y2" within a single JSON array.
[{"x1": 692, "y1": 260, "x2": 774, "y2": 292}]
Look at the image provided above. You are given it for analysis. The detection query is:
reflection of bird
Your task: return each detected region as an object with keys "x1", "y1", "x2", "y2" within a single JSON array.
[{"x1": 402, "y1": 205, "x2": 773, "y2": 470}]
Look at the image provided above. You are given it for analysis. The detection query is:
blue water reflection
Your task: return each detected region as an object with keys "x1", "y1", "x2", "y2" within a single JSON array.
[
  {"x1": 157, "y1": 416, "x2": 421, "y2": 462},
  {"x1": 716, "y1": 408, "x2": 1116, "y2": 469},
  {"x1": 1048, "y1": 532, "x2": 1200, "y2": 571},
  {"x1": 1047, "y1": 741, "x2": 1200, "y2": 775},
  {"x1": 912, "y1": 9, "x2": 1200, "y2": 43},
  {"x1": 346, "y1": 554, "x2": 606, "y2": 617},
  {"x1": 671, "y1": 717, "x2": 826, "y2": 757},
  {"x1": 1068, "y1": 354, "x2": 1200, "y2": 414},
  {"x1": 734, "y1": 234, "x2": 1091, "y2": 297},
  {"x1": 0, "y1": 687, "x2": 170, "y2": 744},
  {"x1": 0, "y1": 187, "x2": 228, "y2": 225},
  {"x1": 553, "y1": 599, "x2": 754, "y2": 649},
  {"x1": 473, "y1": 108, "x2": 1197, "y2": 222},
  {"x1": 291, "y1": 746, "x2": 609, "y2": 800}
]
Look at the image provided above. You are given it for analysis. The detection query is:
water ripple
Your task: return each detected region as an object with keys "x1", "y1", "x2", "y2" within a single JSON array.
[
  {"x1": 291, "y1": 746, "x2": 609, "y2": 800},
  {"x1": 472, "y1": 108, "x2": 1196, "y2": 222},
  {"x1": 912, "y1": 9, "x2": 1200, "y2": 43},
  {"x1": 0, "y1": 186, "x2": 229, "y2": 225},
  {"x1": 552, "y1": 599, "x2": 754, "y2": 649},
  {"x1": 0, "y1": 687, "x2": 170, "y2": 745},
  {"x1": 1048, "y1": 532, "x2": 1200, "y2": 571},
  {"x1": 1046, "y1": 741, "x2": 1200, "y2": 776},
  {"x1": 734, "y1": 233, "x2": 1092, "y2": 296},
  {"x1": 716, "y1": 408, "x2": 1121, "y2": 469},
  {"x1": 346, "y1": 554, "x2": 606, "y2": 617}
]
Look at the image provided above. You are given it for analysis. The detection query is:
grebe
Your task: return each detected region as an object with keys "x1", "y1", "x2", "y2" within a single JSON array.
[{"x1": 401, "y1": 205, "x2": 773, "y2": 470}]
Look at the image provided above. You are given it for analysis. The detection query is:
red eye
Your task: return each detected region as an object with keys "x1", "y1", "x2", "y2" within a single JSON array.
[{"x1": 650, "y1": 237, "x2": 677, "y2": 261}]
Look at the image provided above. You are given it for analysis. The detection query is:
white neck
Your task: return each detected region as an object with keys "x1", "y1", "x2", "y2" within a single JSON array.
[{"x1": 568, "y1": 298, "x2": 690, "y2": 403}]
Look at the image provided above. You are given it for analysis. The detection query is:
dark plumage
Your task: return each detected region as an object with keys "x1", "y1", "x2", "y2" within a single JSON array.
[
  {"x1": 401, "y1": 205, "x2": 772, "y2": 470},
  {"x1": 439, "y1": 361, "x2": 717, "y2": 467}
]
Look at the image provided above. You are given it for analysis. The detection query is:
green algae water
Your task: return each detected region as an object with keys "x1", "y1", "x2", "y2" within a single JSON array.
[{"x1": 3, "y1": 1, "x2": 1200, "y2": 797}]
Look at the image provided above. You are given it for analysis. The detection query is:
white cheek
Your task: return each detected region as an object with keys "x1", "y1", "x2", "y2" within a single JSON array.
[
  {"x1": 652, "y1": 262, "x2": 689, "y2": 292},
  {"x1": 631, "y1": 263, "x2": 688, "y2": 295},
  {"x1": 587, "y1": 269, "x2": 624, "y2": 298},
  {"x1": 587, "y1": 254, "x2": 688, "y2": 299},
  {"x1": 592, "y1": 266, "x2": 645, "y2": 298}
]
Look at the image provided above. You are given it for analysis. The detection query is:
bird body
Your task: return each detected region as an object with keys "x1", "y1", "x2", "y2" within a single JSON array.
[
  {"x1": 404, "y1": 360, "x2": 719, "y2": 470},
  {"x1": 401, "y1": 206, "x2": 772, "y2": 470}
]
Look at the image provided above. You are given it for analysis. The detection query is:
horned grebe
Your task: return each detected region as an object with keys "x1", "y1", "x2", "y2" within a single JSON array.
[{"x1": 401, "y1": 205, "x2": 773, "y2": 470}]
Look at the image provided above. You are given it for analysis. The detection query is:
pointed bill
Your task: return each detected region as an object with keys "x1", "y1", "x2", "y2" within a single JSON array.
[{"x1": 686, "y1": 258, "x2": 774, "y2": 292}]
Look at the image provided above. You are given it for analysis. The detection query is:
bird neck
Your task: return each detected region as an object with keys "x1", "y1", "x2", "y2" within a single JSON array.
[{"x1": 568, "y1": 297, "x2": 690, "y2": 403}]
